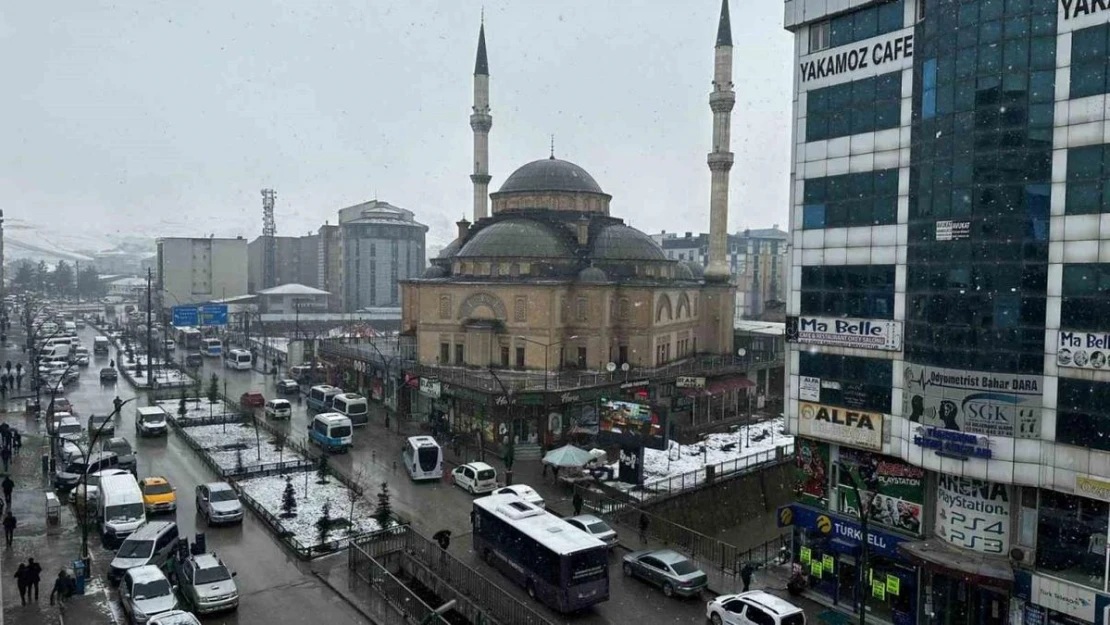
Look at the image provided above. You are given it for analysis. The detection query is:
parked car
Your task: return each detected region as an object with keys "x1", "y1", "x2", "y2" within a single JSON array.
[
  {"x1": 239, "y1": 391, "x2": 264, "y2": 410},
  {"x1": 164, "y1": 338, "x2": 176, "y2": 351},
  {"x1": 450, "y1": 462, "x2": 498, "y2": 495},
  {"x1": 88, "y1": 414, "x2": 115, "y2": 439},
  {"x1": 184, "y1": 353, "x2": 203, "y2": 369},
  {"x1": 706, "y1": 591, "x2": 806, "y2": 625},
  {"x1": 119, "y1": 565, "x2": 179, "y2": 624},
  {"x1": 622, "y1": 549, "x2": 708, "y2": 598},
  {"x1": 492, "y1": 484, "x2": 545, "y2": 508},
  {"x1": 264, "y1": 399, "x2": 292, "y2": 419},
  {"x1": 276, "y1": 379, "x2": 300, "y2": 395},
  {"x1": 48, "y1": 397, "x2": 74, "y2": 416},
  {"x1": 74, "y1": 468, "x2": 130, "y2": 510},
  {"x1": 100, "y1": 367, "x2": 119, "y2": 382},
  {"x1": 174, "y1": 553, "x2": 239, "y2": 614},
  {"x1": 195, "y1": 482, "x2": 244, "y2": 525},
  {"x1": 148, "y1": 611, "x2": 201, "y2": 625},
  {"x1": 565, "y1": 514, "x2": 619, "y2": 549},
  {"x1": 102, "y1": 437, "x2": 137, "y2": 473},
  {"x1": 139, "y1": 477, "x2": 177, "y2": 514}
]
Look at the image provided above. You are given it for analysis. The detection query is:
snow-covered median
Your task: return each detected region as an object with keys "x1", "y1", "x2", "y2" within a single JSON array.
[
  {"x1": 237, "y1": 473, "x2": 383, "y2": 549},
  {"x1": 157, "y1": 399, "x2": 230, "y2": 421},
  {"x1": 180, "y1": 422, "x2": 310, "y2": 472}
]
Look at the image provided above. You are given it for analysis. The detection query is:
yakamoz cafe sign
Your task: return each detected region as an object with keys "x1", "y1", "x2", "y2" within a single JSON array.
[
  {"x1": 798, "y1": 402, "x2": 884, "y2": 451},
  {"x1": 798, "y1": 27, "x2": 914, "y2": 90},
  {"x1": 787, "y1": 315, "x2": 902, "y2": 351}
]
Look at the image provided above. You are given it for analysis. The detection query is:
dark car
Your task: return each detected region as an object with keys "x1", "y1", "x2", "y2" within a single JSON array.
[
  {"x1": 622, "y1": 549, "x2": 708, "y2": 598},
  {"x1": 185, "y1": 353, "x2": 204, "y2": 368},
  {"x1": 276, "y1": 379, "x2": 300, "y2": 395},
  {"x1": 100, "y1": 367, "x2": 118, "y2": 382},
  {"x1": 239, "y1": 391, "x2": 265, "y2": 410}
]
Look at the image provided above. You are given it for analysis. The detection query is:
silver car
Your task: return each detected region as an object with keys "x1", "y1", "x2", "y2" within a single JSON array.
[
  {"x1": 195, "y1": 482, "x2": 244, "y2": 525},
  {"x1": 622, "y1": 549, "x2": 708, "y2": 598},
  {"x1": 120, "y1": 565, "x2": 179, "y2": 624},
  {"x1": 148, "y1": 612, "x2": 201, "y2": 625},
  {"x1": 177, "y1": 553, "x2": 239, "y2": 614},
  {"x1": 565, "y1": 514, "x2": 619, "y2": 549}
]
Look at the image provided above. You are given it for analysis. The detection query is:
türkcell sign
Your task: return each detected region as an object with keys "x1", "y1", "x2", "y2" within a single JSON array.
[
  {"x1": 798, "y1": 28, "x2": 915, "y2": 91},
  {"x1": 797, "y1": 402, "x2": 884, "y2": 450},
  {"x1": 789, "y1": 315, "x2": 902, "y2": 351}
]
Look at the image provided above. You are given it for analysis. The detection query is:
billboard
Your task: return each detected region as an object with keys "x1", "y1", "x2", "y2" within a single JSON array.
[
  {"x1": 794, "y1": 439, "x2": 829, "y2": 508},
  {"x1": 935, "y1": 476, "x2": 1011, "y2": 555},
  {"x1": 902, "y1": 363, "x2": 1041, "y2": 438},
  {"x1": 618, "y1": 444, "x2": 645, "y2": 486},
  {"x1": 787, "y1": 315, "x2": 902, "y2": 352},
  {"x1": 172, "y1": 306, "x2": 198, "y2": 327},
  {"x1": 837, "y1": 448, "x2": 925, "y2": 536},
  {"x1": 797, "y1": 402, "x2": 884, "y2": 450},
  {"x1": 200, "y1": 304, "x2": 229, "y2": 326},
  {"x1": 1057, "y1": 330, "x2": 1110, "y2": 370},
  {"x1": 598, "y1": 400, "x2": 666, "y2": 450}
]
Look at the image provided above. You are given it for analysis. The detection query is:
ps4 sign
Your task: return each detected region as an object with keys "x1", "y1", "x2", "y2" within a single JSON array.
[{"x1": 788, "y1": 315, "x2": 902, "y2": 352}]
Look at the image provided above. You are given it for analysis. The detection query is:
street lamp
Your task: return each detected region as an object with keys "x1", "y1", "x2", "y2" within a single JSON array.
[
  {"x1": 514, "y1": 335, "x2": 579, "y2": 390},
  {"x1": 836, "y1": 460, "x2": 881, "y2": 625}
]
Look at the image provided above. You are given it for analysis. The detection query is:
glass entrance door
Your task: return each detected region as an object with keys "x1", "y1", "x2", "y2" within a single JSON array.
[{"x1": 930, "y1": 573, "x2": 1007, "y2": 625}]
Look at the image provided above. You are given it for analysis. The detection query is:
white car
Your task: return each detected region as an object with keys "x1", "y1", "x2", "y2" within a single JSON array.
[
  {"x1": 706, "y1": 591, "x2": 806, "y2": 625},
  {"x1": 148, "y1": 611, "x2": 201, "y2": 625},
  {"x1": 164, "y1": 339, "x2": 176, "y2": 351},
  {"x1": 492, "y1": 484, "x2": 545, "y2": 508},
  {"x1": 120, "y1": 565, "x2": 179, "y2": 624},
  {"x1": 264, "y1": 399, "x2": 292, "y2": 420},
  {"x1": 565, "y1": 514, "x2": 619, "y2": 549},
  {"x1": 450, "y1": 462, "x2": 498, "y2": 494}
]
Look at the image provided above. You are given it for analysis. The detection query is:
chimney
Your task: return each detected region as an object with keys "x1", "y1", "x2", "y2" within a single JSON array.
[
  {"x1": 456, "y1": 217, "x2": 471, "y2": 241},
  {"x1": 577, "y1": 215, "x2": 590, "y2": 246}
]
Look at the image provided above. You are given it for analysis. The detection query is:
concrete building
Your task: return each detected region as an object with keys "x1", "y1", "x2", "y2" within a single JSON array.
[
  {"x1": 247, "y1": 234, "x2": 319, "y2": 293},
  {"x1": 254, "y1": 283, "x2": 330, "y2": 315},
  {"x1": 155, "y1": 237, "x2": 248, "y2": 312},
  {"x1": 780, "y1": 1, "x2": 1110, "y2": 624},
  {"x1": 317, "y1": 223, "x2": 341, "y2": 312},
  {"x1": 338, "y1": 200, "x2": 427, "y2": 312}
]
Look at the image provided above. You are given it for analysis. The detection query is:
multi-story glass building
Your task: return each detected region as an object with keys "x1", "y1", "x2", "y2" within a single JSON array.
[
  {"x1": 783, "y1": 2, "x2": 1110, "y2": 624},
  {"x1": 337, "y1": 200, "x2": 428, "y2": 312}
]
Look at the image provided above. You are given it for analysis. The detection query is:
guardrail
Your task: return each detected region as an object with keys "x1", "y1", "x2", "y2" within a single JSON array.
[
  {"x1": 635, "y1": 443, "x2": 794, "y2": 501},
  {"x1": 349, "y1": 534, "x2": 450, "y2": 625}
]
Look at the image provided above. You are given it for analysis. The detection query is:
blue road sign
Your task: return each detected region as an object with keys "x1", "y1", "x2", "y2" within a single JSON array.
[
  {"x1": 172, "y1": 306, "x2": 198, "y2": 327},
  {"x1": 200, "y1": 304, "x2": 229, "y2": 327}
]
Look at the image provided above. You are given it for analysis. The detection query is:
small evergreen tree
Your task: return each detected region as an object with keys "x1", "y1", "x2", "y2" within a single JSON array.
[
  {"x1": 235, "y1": 447, "x2": 244, "y2": 474},
  {"x1": 206, "y1": 373, "x2": 220, "y2": 418},
  {"x1": 274, "y1": 430, "x2": 287, "y2": 470},
  {"x1": 316, "y1": 454, "x2": 329, "y2": 484},
  {"x1": 280, "y1": 476, "x2": 298, "y2": 518},
  {"x1": 177, "y1": 387, "x2": 188, "y2": 420},
  {"x1": 316, "y1": 500, "x2": 332, "y2": 544},
  {"x1": 373, "y1": 481, "x2": 393, "y2": 529}
]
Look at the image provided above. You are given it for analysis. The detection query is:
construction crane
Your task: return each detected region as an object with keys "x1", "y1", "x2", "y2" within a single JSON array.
[{"x1": 261, "y1": 188, "x2": 277, "y2": 289}]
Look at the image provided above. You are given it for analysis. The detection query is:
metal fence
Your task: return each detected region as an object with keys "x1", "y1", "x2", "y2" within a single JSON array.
[
  {"x1": 635, "y1": 443, "x2": 795, "y2": 501},
  {"x1": 349, "y1": 534, "x2": 450, "y2": 625},
  {"x1": 351, "y1": 526, "x2": 554, "y2": 625}
]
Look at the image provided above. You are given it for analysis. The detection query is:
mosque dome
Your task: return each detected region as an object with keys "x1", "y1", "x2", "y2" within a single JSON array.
[{"x1": 498, "y1": 157, "x2": 605, "y2": 195}]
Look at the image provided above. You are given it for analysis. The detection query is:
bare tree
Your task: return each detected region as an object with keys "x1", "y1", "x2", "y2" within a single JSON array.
[{"x1": 345, "y1": 465, "x2": 366, "y2": 532}]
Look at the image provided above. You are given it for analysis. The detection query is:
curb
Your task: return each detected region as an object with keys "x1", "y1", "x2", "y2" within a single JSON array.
[{"x1": 310, "y1": 569, "x2": 382, "y2": 625}]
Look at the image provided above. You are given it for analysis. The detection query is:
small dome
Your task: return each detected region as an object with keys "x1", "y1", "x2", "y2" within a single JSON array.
[
  {"x1": 498, "y1": 158, "x2": 605, "y2": 195},
  {"x1": 422, "y1": 265, "x2": 447, "y2": 279},
  {"x1": 437, "y1": 238, "x2": 463, "y2": 259},
  {"x1": 683, "y1": 260, "x2": 705, "y2": 278},
  {"x1": 675, "y1": 263, "x2": 695, "y2": 280},
  {"x1": 457, "y1": 218, "x2": 572, "y2": 259},
  {"x1": 577, "y1": 266, "x2": 608, "y2": 283},
  {"x1": 590, "y1": 224, "x2": 667, "y2": 261}
]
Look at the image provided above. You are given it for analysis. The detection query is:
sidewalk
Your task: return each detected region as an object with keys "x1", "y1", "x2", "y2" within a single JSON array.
[{"x1": 0, "y1": 411, "x2": 117, "y2": 625}]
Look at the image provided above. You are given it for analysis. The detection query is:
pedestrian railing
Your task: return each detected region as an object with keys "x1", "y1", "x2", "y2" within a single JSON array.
[
  {"x1": 349, "y1": 535, "x2": 450, "y2": 625},
  {"x1": 634, "y1": 443, "x2": 795, "y2": 501}
]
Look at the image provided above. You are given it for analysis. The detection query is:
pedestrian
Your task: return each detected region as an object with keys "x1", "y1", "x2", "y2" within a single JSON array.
[
  {"x1": 14, "y1": 563, "x2": 29, "y2": 605},
  {"x1": 11, "y1": 429, "x2": 20, "y2": 453},
  {"x1": 551, "y1": 465, "x2": 560, "y2": 484},
  {"x1": 1, "y1": 446, "x2": 11, "y2": 472},
  {"x1": 27, "y1": 557, "x2": 42, "y2": 601},
  {"x1": 741, "y1": 563, "x2": 755, "y2": 592},
  {"x1": 0, "y1": 422, "x2": 10, "y2": 449},
  {"x1": 638, "y1": 512, "x2": 650, "y2": 544},
  {"x1": 542, "y1": 461, "x2": 549, "y2": 478},
  {"x1": 4, "y1": 512, "x2": 16, "y2": 546},
  {"x1": 16, "y1": 373, "x2": 22, "y2": 390},
  {"x1": 49, "y1": 569, "x2": 73, "y2": 608},
  {"x1": 3, "y1": 475, "x2": 14, "y2": 506},
  {"x1": 573, "y1": 490, "x2": 584, "y2": 516},
  {"x1": 109, "y1": 359, "x2": 115, "y2": 369}
]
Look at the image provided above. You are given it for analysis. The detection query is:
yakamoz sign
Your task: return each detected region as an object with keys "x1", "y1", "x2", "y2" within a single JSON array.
[
  {"x1": 1059, "y1": 0, "x2": 1110, "y2": 34},
  {"x1": 1057, "y1": 330, "x2": 1110, "y2": 370},
  {"x1": 903, "y1": 363, "x2": 1041, "y2": 438},
  {"x1": 798, "y1": 27, "x2": 914, "y2": 90},
  {"x1": 798, "y1": 402, "x2": 884, "y2": 450},
  {"x1": 935, "y1": 476, "x2": 1011, "y2": 555},
  {"x1": 788, "y1": 315, "x2": 902, "y2": 351}
]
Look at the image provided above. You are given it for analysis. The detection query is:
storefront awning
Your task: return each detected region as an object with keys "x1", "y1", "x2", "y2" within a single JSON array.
[
  {"x1": 682, "y1": 376, "x2": 756, "y2": 397},
  {"x1": 899, "y1": 539, "x2": 1014, "y2": 588}
]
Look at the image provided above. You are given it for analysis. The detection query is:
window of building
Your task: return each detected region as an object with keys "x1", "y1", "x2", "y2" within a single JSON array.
[
  {"x1": 806, "y1": 72, "x2": 902, "y2": 142},
  {"x1": 454, "y1": 343, "x2": 464, "y2": 365},
  {"x1": 809, "y1": 20, "x2": 830, "y2": 53},
  {"x1": 655, "y1": 342, "x2": 670, "y2": 366},
  {"x1": 1066, "y1": 145, "x2": 1110, "y2": 215},
  {"x1": 500, "y1": 346, "x2": 509, "y2": 368},
  {"x1": 618, "y1": 345, "x2": 628, "y2": 365},
  {"x1": 577, "y1": 347, "x2": 587, "y2": 369},
  {"x1": 917, "y1": 0, "x2": 926, "y2": 21},
  {"x1": 516, "y1": 346, "x2": 525, "y2": 369},
  {"x1": 921, "y1": 58, "x2": 937, "y2": 119},
  {"x1": 440, "y1": 342, "x2": 450, "y2": 364},
  {"x1": 576, "y1": 297, "x2": 588, "y2": 322},
  {"x1": 803, "y1": 169, "x2": 899, "y2": 229},
  {"x1": 618, "y1": 298, "x2": 631, "y2": 321},
  {"x1": 438, "y1": 295, "x2": 452, "y2": 320},
  {"x1": 1061, "y1": 264, "x2": 1110, "y2": 331},
  {"x1": 1070, "y1": 24, "x2": 1110, "y2": 100},
  {"x1": 800, "y1": 265, "x2": 896, "y2": 319},
  {"x1": 1035, "y1": 489, "x2": 1108, "y2": 591},
  {"x1": 798, "y1": 352, "x2": 893, "y2": 413},
  {"x1": 1058, "y1": 377, "x2": 1110, "y2": 453},
  {"x1": 509, "y1": 263, "x2": 521, "y2": 277},
  {"x1": 829, "y1": 0, "x2": 904, "y2": 49},
  {"x1": 514, "y1": 296, "x2": 527, "y2": 322}
]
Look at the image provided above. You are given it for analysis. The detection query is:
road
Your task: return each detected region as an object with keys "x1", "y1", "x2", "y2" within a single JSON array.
[
  {"x1": 56, "y1": 324, "x2": 369, "y2": 625},
  {"x1": 168, "y1": 334, "x2": 709, "y2": 625}
]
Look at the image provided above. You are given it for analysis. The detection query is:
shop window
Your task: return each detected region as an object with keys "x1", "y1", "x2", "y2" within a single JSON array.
[
  {"x1": 454, "y1": 344, "x2": 464, "y2": 365},
  {"x1": 440, "y1": 342, "x2": 450, "y2": 364},
  {"x1": 800, "y1": 265, "x2": 896, "y2": 320},
  {"x1": 1058, "y1": 377, "x2": 1110, "y2": 452},
  {"x1": 1035, "y1": 489, "x2": 1108, "y2": 591},
  {"x1": 500, "y1": 346, "x2": 509, "y2": 368},
  {"x1": 798, "y1": 352, "x2": 893, "y2": 413},
  {"x1": 515, "y1": 346, "x2": 525, "y2": 369}
]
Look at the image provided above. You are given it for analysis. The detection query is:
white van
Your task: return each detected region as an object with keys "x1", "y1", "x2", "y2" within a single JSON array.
[
  {"x1": 136, "y1": 407, "x2": 168, "y2": 437},
  {"x1": 308, "y1": 413, "x2": 353, "y2": 453},
  {"x1": 64, "y1": 321, "x2": 77, "y2": 335},
  {"x1": 224, "y1": 349, "x2": 252, "y2": 371},
  {"x1": 94, "y1": 336, "x2": 111, "y2": 355},
  {"x1": 108, "y1": 521, "x2": 180, "y2": 584},
  {"x1": 98, "y1": 473, "x2": 146, "y2": 544},
  {"x1": 331, "y1": 393, "x2": 368, "y2": 426}
]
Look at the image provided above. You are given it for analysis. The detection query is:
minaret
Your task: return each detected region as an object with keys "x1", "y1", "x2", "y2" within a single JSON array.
[
  {"x1": 705, "y1": 0, "x2": 735, "y2": 281},
  {"x1": 470, "y1": 18, "x2": 492, "y2": 221}
]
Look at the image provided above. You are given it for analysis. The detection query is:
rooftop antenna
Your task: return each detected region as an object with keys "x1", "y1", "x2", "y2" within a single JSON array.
[
  {"x1": 549, "y1": 134, "x2": 555, "y2": 159},
  {"x1": 261, "y1": 188, "x2": 277, "y2": 289}
]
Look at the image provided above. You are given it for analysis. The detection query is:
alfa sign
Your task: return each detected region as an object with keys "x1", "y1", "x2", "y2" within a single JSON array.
[
  {"x1": 935, "y1": 476, "x2": 1011, "y2": 555},
  {"x1": 797, "y1": 402, "x2": 883, "y2": 450},
  {"x1": 1058, "y1": 330, "x2": 1110, "y2": 370},
  {"x1": 788, "y1": 315, "x2": 902, "y2": 351}
]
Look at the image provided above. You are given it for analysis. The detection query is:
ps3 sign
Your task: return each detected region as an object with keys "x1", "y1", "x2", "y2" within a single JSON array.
[
  {"x1": 787, "y1": 315, "x2": 902, "y2": 352},
  {"x1": 798, "y1": 28, "x2": 915, "y2": 90}
]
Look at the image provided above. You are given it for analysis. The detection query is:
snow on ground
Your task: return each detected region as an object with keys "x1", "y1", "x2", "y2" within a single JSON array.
[
  {"x1": 237, "y1": 473, "x2": 383, "y2": 548},
  {"x1": 181, "y1": 422, "x2": 310, "y2": 471},
  {"x1": 157, "y1": 398, "x2": 229, "y2": 421}
]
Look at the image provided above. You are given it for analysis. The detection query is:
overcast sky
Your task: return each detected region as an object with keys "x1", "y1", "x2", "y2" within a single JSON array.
[{"x1": 0, "y1": 1, "x2": 793, "y2": 250}]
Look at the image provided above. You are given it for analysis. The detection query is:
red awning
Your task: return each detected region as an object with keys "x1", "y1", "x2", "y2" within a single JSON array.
[{"x1": 683, "y1": 376, "x2": 756, "y2": 397}]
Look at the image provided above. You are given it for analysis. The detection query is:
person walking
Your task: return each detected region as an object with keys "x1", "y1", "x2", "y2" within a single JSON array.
[
  {"x1": 572, "y1": 490, "x2": 584, "y2": 516},
  {"x1": 4, "y1": 512, "x2": 17, "y2": 546},
  {"x1": 740, "y1": 563, "x2": 755, "y2": 592},
  {"x1": 2, "y1": 475, "x2": 14, "y2": 506},
  {"x1": 26, "y1": 557, "x2": 42, "y2": 601},
  {"x1": 638, "y1": 512, "x2": 650, "y2": 544},
  {"x1": 11, "y1": 429, "x2": 20, "y2": 453},
  {"x1": 1, "y1": 446, "x2": 11, "y2": 472},
  {"x1": 49, "y1": 569, "x2": 74, "y2": 608},
  {"x1": 0, "y1": 422, "x2": 10, "y2": 449},
  {"x1": 14, "y1": 563, "x2": 29, "y2": 605}
]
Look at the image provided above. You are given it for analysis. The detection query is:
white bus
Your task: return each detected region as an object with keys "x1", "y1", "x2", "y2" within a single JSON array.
[
  {"x1": 224, "y1": 349, "x2": 253, "y2": 371},
  {"x1": 472, "y1": 494, "x2": 609, "y2": 613},
  {"x1": 331, "y1": 393, "x2": 368, "y2": 426},
  {"x1": 202, "y1": 337, "x2": 223, "y2": 357},
  {"x1": 403, "y1": 436, "x2": 443, "y2": 481},
  {"x1": 307, "y1": 385, "x2": 341, "y2": 412}
]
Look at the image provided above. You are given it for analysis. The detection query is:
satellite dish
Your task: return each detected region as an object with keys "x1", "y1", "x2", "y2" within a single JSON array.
[
  {"x1": 621, "y1": 363, "x2": 630, "y2": 372},
  {"x1": 606, "y1": 362, "x2": 617, "y2": 373},
  {"x1": 738, "y1": 348, "x2": 747, "y2": 356}
]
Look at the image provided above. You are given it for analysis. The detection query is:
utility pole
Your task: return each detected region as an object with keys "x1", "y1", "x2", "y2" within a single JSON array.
[
  {"x1": 146, "y1": 268, "x2": 153, "y2": 388},
  {"x1": 262, "y1": 189, "x2": 278, "y2": 289},
  {"x1": 75, "y1": 260, "x2": 80, "y2": 303}
]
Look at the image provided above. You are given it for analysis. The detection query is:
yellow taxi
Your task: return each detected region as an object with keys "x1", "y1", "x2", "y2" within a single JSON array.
[{"x1": 139, "y1": 476, "x2": 177, "y2": 514}]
